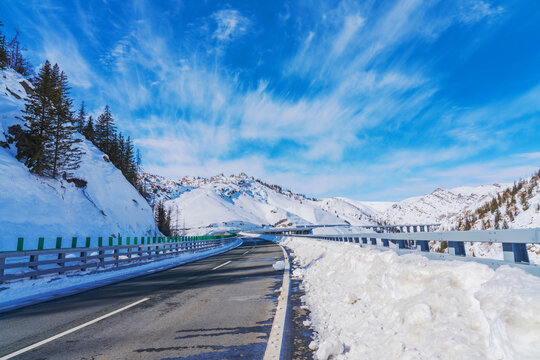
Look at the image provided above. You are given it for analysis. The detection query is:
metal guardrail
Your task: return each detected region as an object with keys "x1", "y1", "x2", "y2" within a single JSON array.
[
  {"x1": 0, "y1": 237, "x2": 238, "y2": 283},
  {"x1": 283, "y1": 228, "x2": 540, "y2": 276}
]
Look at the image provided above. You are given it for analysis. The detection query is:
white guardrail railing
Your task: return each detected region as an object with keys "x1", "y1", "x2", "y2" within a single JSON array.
[
  {"x1": 0, "y1": 237, "x2": 238, "y2": 283},
  {"x1": 283, "y1": 228, "x2": 540, "y2": 277}
]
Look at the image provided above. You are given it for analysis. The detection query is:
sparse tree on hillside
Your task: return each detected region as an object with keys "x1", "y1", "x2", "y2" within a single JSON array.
[
  {"x1": 6, "y1": 31, "x2": 32, "y2": 76},
  {"x1": 95, "y1": 105, "x2": 116, "y2": 154},
  {"x1": 17, "y1": 61, "x2": 81, "y2": 177},
  {"x1": 74, "y1": 101, "x2": 86, "y2": 134},
  {"x1": 83, "y1": 115, "x2": 95, "y2": 143},
  {"x1": 49, "y1": 65, "x2": 82, "y2": 178},
  {"x1": 155, "y1": 201, "x2": 172, "y2": 236},
  {"x1": 0, "y1": 21, "x2": 8, "y2": 69}
]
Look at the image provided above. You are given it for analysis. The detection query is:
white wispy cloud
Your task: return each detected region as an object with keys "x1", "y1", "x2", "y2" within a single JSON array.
[{"x1": 211, "y1": 9, "x2": 250, "y2": 41}]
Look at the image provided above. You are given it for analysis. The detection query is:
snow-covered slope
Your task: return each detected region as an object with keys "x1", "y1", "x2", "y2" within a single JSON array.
[
  {"x1": 140, "y1": 173, "x2": 361, "y2": 235},
  {"x1": 378, "y1": 184, "x2": 509, "y2": 227},
  {"x1": 0, "y1": 69, "x2": 157, "y2": 250},
  {"x1": 140, "y1": 170, "x2": 540, "y2": 236},
  {"x1": 454, "y1": 172, "x2": 540, "y2": 230}
]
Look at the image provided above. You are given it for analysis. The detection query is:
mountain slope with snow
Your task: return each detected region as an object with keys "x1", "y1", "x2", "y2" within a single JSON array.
[
  {"x1": 140, "y1": 169, "x2": 540, "y2": 236},
  {"x1": 377, "y1": 184, "x2": 510, "y2": 227},
  {"x1": 140, "y1": 173, "x2": 364, "y2": 234},
  {"x1": 0, "y1": 69, "x2": 157, "y2": 250}
]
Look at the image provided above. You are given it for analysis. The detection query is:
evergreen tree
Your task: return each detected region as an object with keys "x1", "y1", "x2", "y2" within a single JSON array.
[
  {"x1": 155, "y1": 201, "x2": 172, "y2": 236},
  {"x1": 6, "y1": 31, "x2": 32, "y2": 76},
  {"x1": 18, "y1": 61, "x2": 81, "y2": 177},
  {"x1": 49, "y1": 65, "x2": 82, "y2": 178},
  {"x1": 83, "y1": 115, "x2": 95, "y2": 143},
  {"x1": 0, "y1": 21, "x2": 8, "y2": 70},
  {"x1": 74, "y1": 101, "x2": 86, "y2": 134},
  {"x1": 95, "y1": 105, "x2": 116, "y2": 154},
  {"x1": 124, "y1": 136, "x2": 137, "y2": 185},
  {"x1": 19, "y1": 60, "x2": 56, "y2": 174}
]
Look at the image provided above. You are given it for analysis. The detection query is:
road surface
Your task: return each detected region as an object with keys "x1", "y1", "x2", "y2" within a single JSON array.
[{"x1": 0, "y1": 239, "x2": 285, "y2": 359}]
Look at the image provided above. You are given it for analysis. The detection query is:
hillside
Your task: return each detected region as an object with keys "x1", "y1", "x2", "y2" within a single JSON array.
[
  {"x1": 454, "y1": 171, "x2": 540, "y2": 230},
  {"x1": 139, "y1": 173, "x2": 370, "y2": 234},
  {"x1": 0, "y1": 69, "x2": 157, "y2": 250},
  {"x1": 378, "y1": 184, "x2": 510, "y2": 228}
]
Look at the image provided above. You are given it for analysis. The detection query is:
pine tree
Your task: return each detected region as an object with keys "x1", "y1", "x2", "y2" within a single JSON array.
[
  {"x1": 155, "y1": 201, "x2": 172, "y2": 236},
  {"x1": 18, "y1": 61, "x2": 81, "y2": 177},
  {"x1": 6, "y1": 31, "x2": 32, "y2": 76},
  {"x1": 124, "y1": 136, "x2": 137, "y2": 185},
  {"x1": 74, "y1": 101, "x2": 86, "y2": 134},
  {"x1": 95, "y1": 105, "x2": 116, "y2": 154},
  {"x1": 49, "y1": 65, "x2": 82, "y2": 178},
  {"x1": 83, "y1": 115, "x2": 95, "y2": 143},
  {"x1": 0, "y1": 21, "x2": 8, "y2": 70},
  {"x1": 19, "y1": 60, "x2": 56, "y2": 174}
]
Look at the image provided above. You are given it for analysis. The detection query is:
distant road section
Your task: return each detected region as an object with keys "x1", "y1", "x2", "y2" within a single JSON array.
[{"x1": 0, "y1": 239, "x2": 285, "y2": 360}]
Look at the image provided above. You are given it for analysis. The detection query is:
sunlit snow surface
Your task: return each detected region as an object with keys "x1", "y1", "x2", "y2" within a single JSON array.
[{"x1": 283, "y1": 237, "x2": 540, "y2": 360}]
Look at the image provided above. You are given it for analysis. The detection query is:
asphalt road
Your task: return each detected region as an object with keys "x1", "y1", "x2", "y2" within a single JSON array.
[{"x1": 0, "y1": 238, "x2": 285, "y2": 360}]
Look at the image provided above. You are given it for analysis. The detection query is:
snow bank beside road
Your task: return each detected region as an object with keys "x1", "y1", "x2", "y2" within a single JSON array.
[{"x1": 283, "y1": 237, "x2": 540, "y2": 360}]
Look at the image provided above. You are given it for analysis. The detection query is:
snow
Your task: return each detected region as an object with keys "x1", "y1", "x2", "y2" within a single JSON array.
[
  {"x1": 272, "y1": 260, "x2": 285, "y2": 270},
  {"x1": 0, "y1": 69, "x2": 157, "y2": 251},
  {"x1": 140, "y1": 173, "x2": 351, "y2": 235},
  {"x1": 283, "y1": 237, "x2": 540, "y2": 360},
  {"x1": 0, "y1": 238, "x2": 242, "y2": 312}
]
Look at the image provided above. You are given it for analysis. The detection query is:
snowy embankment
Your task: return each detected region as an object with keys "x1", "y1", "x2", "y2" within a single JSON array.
[
  {"x1": 0, "y1": 238, "x2": 242, "y2": 312},
  {"x1": 283, "y1": 237, "x2": 540, "y2": 360}
]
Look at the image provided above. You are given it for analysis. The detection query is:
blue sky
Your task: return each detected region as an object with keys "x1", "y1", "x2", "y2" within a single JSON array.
[{"x1": 2, "y1": 0, "x2": 540, "y2": 201}]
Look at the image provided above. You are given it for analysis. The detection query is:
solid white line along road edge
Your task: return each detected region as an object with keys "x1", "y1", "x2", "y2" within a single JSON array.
[
  {"x1": 0, "y1": 297, "x2": 150, "y2": 360},
  {"x1": 211, "y1": 260, "x2": 232, "y2": 270},
  {"x1": 263, "y1": 244, "x2": 290, "y2": 360}
]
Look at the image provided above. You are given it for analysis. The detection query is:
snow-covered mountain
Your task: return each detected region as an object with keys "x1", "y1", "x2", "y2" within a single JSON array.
[
  {"x1": 141, "y1": 169, "x2": 540, "y2": 236},
  {"x1": 139, "y1": 173, "x2": 381, "y2": 235},
  {"x1": 0, "y1": 69, "x2": 157, "y2": 250},
  {"x1": 453, "y1": 172, "x2": 540, "y2": 230},
  {"x1": 378, "y1": 184, "x2": 511, "y2": 228}
]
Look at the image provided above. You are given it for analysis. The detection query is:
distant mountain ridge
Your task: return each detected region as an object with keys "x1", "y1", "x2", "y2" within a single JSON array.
[{"x1": 140, "y1": 171, "x2": 540, "y2": 235}]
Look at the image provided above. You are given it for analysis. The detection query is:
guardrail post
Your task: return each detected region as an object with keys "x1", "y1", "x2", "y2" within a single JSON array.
[
  {"x1": 99, "y1": 248, "x2": 104, "y2": 268},
  {"x1": 382, "y1": 239, "x2": 389, "y2": 247},
  {"x1": 397, "y1": 240, "x2": 406, "y2": 249},
  {"x1": 448, "y1": 241, "x2": 466, "y2": 256},
  {"x1": 0, "y1": 256, "x2": 5, "y2": 282},
  {"x1": 418, "y1": 240, "x2": 430, "y2": 252},
  {"x1": 370, "y1": 238, "x2": 377, "y2": 245},
  {"x1": 362, "y1": 237, "x2": 367, "y2": 244},
  {"x1": 503, "y1": 243, "x2": 530, "y2": 263},
  {"x1": 80, "y1": 249, "x2": 87, "y2": 271},
  {"x1": 114, "y1": 247, "x2": 119, "y2": 266},
  {"x1": 29, "y1": 253, "x2": 39, "y2": 278}
]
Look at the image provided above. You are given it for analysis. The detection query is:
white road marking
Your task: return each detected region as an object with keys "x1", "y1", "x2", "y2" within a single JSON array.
[
  {"x1": 243, "y1": 250, "x2": 250, "y2": 255},
  {"x1": 211, "y1": 260, "x2": 232, "y2": 270},
  {"x1": 264, "y1": 245, "x2": 290, "y2": 360},
  {"x1": 0, "y1": 297, "x2": 150, "y2": 360}
]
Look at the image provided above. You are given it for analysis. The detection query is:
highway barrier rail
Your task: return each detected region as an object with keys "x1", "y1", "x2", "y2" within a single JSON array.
[
  {"x1": 284, "y1": 228, "x2": 540, "y2": 277},
  {"x1": 0, "y1": 235, "x2": 237, "y2": 283}
]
